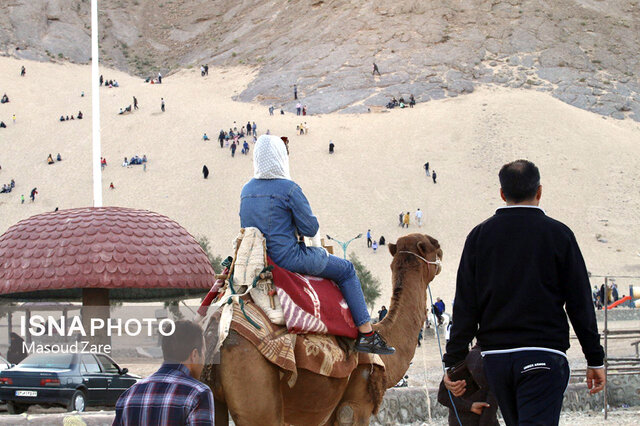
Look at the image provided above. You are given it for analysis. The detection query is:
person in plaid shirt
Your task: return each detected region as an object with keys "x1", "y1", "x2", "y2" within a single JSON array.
[{"x1": 114, "y1": 320, "x2": 214, "y2": 425}]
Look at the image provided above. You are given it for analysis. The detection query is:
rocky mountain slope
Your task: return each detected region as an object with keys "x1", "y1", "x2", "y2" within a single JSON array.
[{"x1": 1, "y1": 0, "x2": 639, "y2": 119}]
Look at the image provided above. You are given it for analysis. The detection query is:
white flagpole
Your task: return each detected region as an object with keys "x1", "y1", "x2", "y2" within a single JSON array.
[{"x1": 91, "y1": 0, "x2": 103, "y2": 207}]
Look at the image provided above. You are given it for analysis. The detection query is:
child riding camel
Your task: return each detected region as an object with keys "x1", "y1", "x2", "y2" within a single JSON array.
[{"x1": 239, "y1": 135, "x2": 394, "y2": 354}]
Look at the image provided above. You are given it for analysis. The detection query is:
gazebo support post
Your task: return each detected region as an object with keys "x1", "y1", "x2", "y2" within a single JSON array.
[
  {"x1": 25, "y1": 309, "x2": 31, "y2": 345},
  {"x1": 81, "y1": 288, "x2": 111, "y2": 346},
  {"x1": 6, "y1": 311, "x2": 12, "y2": 345}
]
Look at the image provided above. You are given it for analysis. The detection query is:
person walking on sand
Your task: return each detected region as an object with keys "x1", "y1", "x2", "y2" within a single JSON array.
[
  {"x1": 160, "y1": 98, "x2": 165, "y2": 112},
  {"x1": 398, "y1": 212, "x2": 404, "y2": 227},
  {"x1": 373, "y1": 63, "x2": 381, "y2": 76},
  {"x1": 231, "y1": 141, "x2": 237, "y2": 157},
  {"x1": 415, "y1": 208, "x2": 423, "y2": 227},
  {"x1": 293, "y1": 84, "x2": 298, "y2": 100},
  {"x1": 20, "y1": 66, "x2": 26, "y2": 77},
  {"x1": 329, "y1": 141, "x2": 335, "y2": 154},
  {"x1": 133, "y1": 96, "x2": 138, "y2": 110},
  {"x1": 21, "y1": 194, "x2": 24, "y2": 204},
  {"x1": 424, "y1": 162, "x2": 430, "y2": 177},
  {"x1": 30, "y1": 188, "x2": 37, "y2": 202},
  {"x1": 12, "y1": 114, "x2": 16, "y2": 124},
  {"x1": 443, "y1": 160, "x2": 605, "y2": 426},
  {"x1": 202, "y1": 165, "x2": 209, "y2": 179},
  {"x1": 403, "y1": 212, "x2": 410, "y2": 228},
  {"x1": 432, "y1": 170, "x2": 437, "y2": 184}
]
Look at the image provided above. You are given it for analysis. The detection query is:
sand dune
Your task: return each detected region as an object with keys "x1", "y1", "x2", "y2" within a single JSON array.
[{"x1": 1, "y1": 57, "x2": 640, "y2": 308}]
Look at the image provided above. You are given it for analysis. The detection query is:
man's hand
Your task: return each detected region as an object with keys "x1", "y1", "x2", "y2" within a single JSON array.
[
  {"x1": 470, "y1": 402, "x2": 490, "y2": 415},
  {"x1": 443, "y1": 373, "x2": 466, "y2": 397},
  {"x1": 587, "y1": 367, "x2": 606, "y2": 394}
]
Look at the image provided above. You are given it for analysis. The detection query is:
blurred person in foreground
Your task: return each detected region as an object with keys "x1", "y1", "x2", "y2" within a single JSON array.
[
  {"x1": 114, "y1": 320, "x2": 214, "y2": 425},
  {"x1": 442, "y1": 159, "x2": 605, "y2": 425}
]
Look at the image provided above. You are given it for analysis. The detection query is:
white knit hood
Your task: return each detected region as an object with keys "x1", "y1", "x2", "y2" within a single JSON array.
[{"x1": 253, "y1": 135, "x2": 291, "y2": 180}]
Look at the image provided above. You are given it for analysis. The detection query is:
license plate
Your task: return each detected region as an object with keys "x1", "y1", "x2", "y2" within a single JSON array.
[{"x1": 15, "y1": 390, "x2": 37, "y2": 397}]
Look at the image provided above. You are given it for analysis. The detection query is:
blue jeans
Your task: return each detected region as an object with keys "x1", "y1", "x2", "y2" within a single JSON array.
[{"x1": 320, "y1": 255, "x2": 371, "y2": 327}]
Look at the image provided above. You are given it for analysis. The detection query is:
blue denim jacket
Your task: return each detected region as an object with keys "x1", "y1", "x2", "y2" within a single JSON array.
[{"x1": 239, "y1": 178, "x2": 329, "y2": 275}]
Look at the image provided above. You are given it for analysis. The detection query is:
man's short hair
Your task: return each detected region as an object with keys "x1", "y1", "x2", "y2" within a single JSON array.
[
  {"x1": 499, "y1": 160, "x2": 540, "y2": 203},
  {"x1": 161, "y1": 320, "x2": 204, "y2": 363}
]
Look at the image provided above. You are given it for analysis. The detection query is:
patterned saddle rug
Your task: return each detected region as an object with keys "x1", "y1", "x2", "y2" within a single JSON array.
[{"x1": 225, "y1": 301, "x2": 383, "y2": 385}]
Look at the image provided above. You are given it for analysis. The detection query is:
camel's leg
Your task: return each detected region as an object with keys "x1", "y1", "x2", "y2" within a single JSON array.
[
  {"x1": 214, "y1": 398, "x2": 229, "y2": 426},
  {"x1": 219, "y1": 331, "x2": 284, "y2": 425},
  {"x1": 332, "y1": 366, "x2": 377, "y2": 426}
]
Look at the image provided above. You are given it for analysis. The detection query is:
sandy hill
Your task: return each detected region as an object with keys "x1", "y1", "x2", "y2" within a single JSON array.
[
  {"x1": 1, "y1": 0, "x2": 639, "y2": 118},
  {"x1": 1, "y1": 57, "x2": 640, "y2": 308}
]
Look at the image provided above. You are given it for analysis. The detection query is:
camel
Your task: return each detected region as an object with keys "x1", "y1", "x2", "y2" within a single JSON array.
[{"x1": 201, "y1": 233, "x2": 442, "y2": 425}]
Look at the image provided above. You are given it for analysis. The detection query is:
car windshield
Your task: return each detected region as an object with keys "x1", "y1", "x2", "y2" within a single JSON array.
[{"x1": 19, "y1": 353, "x2": 74, "y2": 369}]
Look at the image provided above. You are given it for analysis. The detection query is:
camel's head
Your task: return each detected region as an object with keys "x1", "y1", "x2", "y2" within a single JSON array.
[{"x1": 388, "y1": 233, "x2": 443, "y2": 286}]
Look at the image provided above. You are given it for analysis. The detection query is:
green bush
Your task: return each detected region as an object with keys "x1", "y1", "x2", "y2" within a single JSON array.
[
  {"x1": 197, "y1": 235, "x2": 223, "y2": 273},
  {"x1": 350, "y1": 254, "x2": 381, "y2": 311}
]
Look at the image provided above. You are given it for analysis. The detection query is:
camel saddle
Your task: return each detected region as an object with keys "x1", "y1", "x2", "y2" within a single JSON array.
[{"x1": 198, "y1": 228, "x2": 384, "y2": 385}]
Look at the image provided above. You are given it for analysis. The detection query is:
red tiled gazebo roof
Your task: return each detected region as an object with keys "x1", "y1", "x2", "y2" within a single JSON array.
[{"x1": 0, "y1": 207, "x2": 216, "y2": 301}]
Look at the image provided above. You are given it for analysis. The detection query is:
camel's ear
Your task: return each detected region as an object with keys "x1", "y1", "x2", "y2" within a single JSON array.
[
  {"x1": 417, "y1": 241, "x2": 428, "y2": 258},
  {"x1": 388, "y1": 243, "x2": 397, "y2": 256}
]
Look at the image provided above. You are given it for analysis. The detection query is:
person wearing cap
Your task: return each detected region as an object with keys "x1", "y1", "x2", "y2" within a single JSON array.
[
  {"x1": 442, "y1": 159, "x2": 605, "y2": 425},
  {"x1": 239, "y1": 135, "x2": 394, "y2": 355}
]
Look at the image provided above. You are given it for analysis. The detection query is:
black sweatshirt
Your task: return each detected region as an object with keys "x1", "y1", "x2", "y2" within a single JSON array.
[{"x1": 443, "y1": 206, "x2": 604, "y2": 368}]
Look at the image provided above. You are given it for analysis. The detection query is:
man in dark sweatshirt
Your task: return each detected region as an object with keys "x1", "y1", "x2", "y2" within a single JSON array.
[{"x1": 442, "y1": 159, "x2": 605, "y2": 425}]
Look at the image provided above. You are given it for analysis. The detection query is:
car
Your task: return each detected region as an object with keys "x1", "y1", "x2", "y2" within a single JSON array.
[
  {"x1": 0, "y1": 355, "x2": 11, "y2": 372},
  {"x1": 0, "y1": 352, "x2": 139, "y2": 413}
]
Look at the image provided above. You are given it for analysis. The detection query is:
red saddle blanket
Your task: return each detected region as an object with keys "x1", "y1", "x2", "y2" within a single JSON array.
[{"x1": 268, "y1": 258, "x2": 358, "y2": 339}]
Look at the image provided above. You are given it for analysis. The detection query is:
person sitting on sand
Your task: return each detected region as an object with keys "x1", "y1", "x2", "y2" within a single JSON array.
[
  {"x1": 66, "y1": 115, "x2": 70, "y2": 121},
  {"x1": 56, "y1": 153, "x2": 62, "y2": 161},
  {"x1": 109, "y1": 182, "x2": 115, "y2": 190},
  {"x1": 0, "y1": 121, "x2": 6, "y2": 128},
  {"x1": 113, "y1": 80, "x2": 119, "y2": 87},
  {"x1": 119, "y1": 108, "x2": 124, "y2": 115},
  {"x1": 142, "y1": 155, "x2": 147, "y2": 163},
  {"x1": 47, "y1": 154, "x2": 54, "y2": 165},
  {"x1": 203, "y1": 133, "x2": 209, "y2": 141},
  {"x1": 379, "y1": 235, "x2": 386, "y2": 245},
  {"x1": 70, "y1": 115, "x2": 74, "y2": 120},
  {"x1": 122, "y1": 157, "x2": 128, "y2": 167},
  {"x1": 60, "y1": 115, "x2": 66, "y2": 122},
  {"x1": 372, "y1": 240, "x2": 378, "y2": 253},
  {"x1": 1, "y1": 93, "x2": 8, "y2": 103},
  {"x1": 239, "y1": 135, "x2": 395, "y2": 355},
  {"x1": 77, "y1": 111, "x2": 83, "y2": 119}
]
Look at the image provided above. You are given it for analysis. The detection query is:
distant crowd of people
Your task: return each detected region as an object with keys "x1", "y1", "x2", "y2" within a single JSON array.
[
  {"x1": 386, "y1": 95, "x2": 416, "y2": 109},
  {"x1": 47, "y1": 153, "x2": 62, "y2": 164},
  {"x1": 398, "y1": 208, "x2": 424, "y2": 228},
  {"x1": 122, "y1": 155, "x2": 147, "y2": 167},
  {"x1": 59, "y1": 111, "x2": 83, "y2": 121},
  {"x1": 100, "y1": 75, "x2": 120, "y2": 88},
  {"x1": 0, "y1": 178, "x2": 15, "y2": 194},
  {"x1": 365, "y1": 229, "x2": 386, "y2": 253}
]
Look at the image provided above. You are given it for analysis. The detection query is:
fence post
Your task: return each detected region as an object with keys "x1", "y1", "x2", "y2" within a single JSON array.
[{"x1": 604, "y1": 276, "x2": 608, "y2": 420}]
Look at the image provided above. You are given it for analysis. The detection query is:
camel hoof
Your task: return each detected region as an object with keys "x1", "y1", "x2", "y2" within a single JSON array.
[{"x1": 337, "y1": 405, "x2": 354, "y2": 425}]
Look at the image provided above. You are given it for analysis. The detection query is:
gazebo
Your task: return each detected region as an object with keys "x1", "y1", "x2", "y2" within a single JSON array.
[{"x1": 0, "y1": 207, "x2": 216, "y2": 343}]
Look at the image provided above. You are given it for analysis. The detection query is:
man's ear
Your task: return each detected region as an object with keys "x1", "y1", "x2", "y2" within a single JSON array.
[
  {"x1": 388, "y1": 243, "x2": 397, "y2": 256},
  {"x1": 499, "y1": 188, "x2": 507, "y2": 202}
]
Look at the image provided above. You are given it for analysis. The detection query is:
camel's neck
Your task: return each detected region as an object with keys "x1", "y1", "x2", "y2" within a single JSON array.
[{"x1": 374, "y1": 263, "x2": 429, "y2": 387}]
